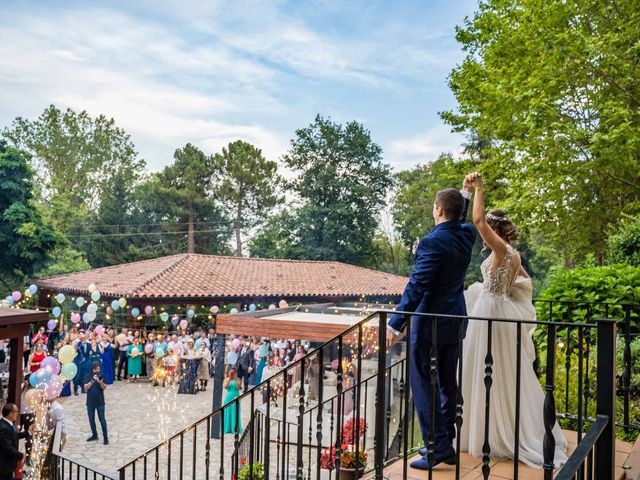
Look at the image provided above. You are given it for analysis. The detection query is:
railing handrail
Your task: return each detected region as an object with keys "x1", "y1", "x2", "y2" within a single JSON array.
[
  {"x1": 555, "y1": 415, "x2": 610, "y2": 479},
  {"x1": 533, "y1": 299, "x2": 640, "y2": 307},
  {"x1": 117, "y1": 307, "x2": 609, "y2": 473}
]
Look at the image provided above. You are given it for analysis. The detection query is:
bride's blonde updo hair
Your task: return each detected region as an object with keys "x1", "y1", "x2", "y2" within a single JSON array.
[{"x1": 486, "y1": 209, "x2": 518, "y2": 242}]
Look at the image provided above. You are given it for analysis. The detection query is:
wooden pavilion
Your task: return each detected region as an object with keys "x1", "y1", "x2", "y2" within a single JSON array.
[{"x1": 0, "y1": 308, "x2": 48, "y2": 409}]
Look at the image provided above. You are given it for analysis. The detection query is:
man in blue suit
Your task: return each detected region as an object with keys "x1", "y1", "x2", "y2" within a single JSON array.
[{"x1": 387, "y1": 176, "x2": 476, "y2": 469}]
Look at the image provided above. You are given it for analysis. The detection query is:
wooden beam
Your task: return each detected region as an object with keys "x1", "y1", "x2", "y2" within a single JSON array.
[
  {"x1": 0, "y1": 307, "x2": 49, "y2": 326},
  {"x1": 216, "y1": 315, "x2": 351, "y2": 342},
  {"x1": 0, "y1": 324, "x2": 30, "y2": 340}
]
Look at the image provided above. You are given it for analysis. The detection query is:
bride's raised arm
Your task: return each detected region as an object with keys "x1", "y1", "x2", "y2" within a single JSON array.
[{"x1": 469, "y1": 173, "x2": 508, "y2": 265}]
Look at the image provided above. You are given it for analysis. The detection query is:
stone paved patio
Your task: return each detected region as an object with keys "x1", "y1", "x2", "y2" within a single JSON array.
[{"x1": 57, "y1": 380, "x2": 253, "y2": 477}]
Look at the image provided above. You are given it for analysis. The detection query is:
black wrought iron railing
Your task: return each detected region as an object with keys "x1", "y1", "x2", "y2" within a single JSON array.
[
  {"x1": 533, "y1": 300, "x2": 640, "y2": 435},
  {"x1": 114, "y1": 308, "x2": 618, "y2": 480},
  {"x1": 48, "y1": 421, "x2": 116, "y2": 480}
]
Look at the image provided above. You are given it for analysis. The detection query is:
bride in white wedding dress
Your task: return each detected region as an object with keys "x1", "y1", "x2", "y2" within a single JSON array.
[{"x1": 460, "y1": 173, "x2": 567, "y2": 468}]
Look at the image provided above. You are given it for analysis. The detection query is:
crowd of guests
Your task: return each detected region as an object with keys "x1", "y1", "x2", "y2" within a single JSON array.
[{"x1": 41, "y1": 324, "x2": 221, "y2": 393}]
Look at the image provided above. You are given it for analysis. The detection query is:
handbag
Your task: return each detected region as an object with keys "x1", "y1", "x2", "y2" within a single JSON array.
[{"x1": 14, "y1": 458, "x2": 24, "y2": 480}]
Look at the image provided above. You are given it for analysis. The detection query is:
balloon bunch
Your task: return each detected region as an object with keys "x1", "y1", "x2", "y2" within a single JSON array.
[
  {"x1": 24, "y1": 346, "x2": 77, "y2": 480},
  {"x1": 27, "y1": 346, "x2": 77, "y2": 400}
]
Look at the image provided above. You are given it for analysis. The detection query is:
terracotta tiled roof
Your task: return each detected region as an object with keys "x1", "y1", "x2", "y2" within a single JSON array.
[{"x1": 34, "y1": 254, "x2": 408, "y2": 300}]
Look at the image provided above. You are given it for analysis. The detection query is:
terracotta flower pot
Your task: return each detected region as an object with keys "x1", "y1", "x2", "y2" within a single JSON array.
[{"x1": 336, "y1": 467, "x2": 363, "y2": 480}]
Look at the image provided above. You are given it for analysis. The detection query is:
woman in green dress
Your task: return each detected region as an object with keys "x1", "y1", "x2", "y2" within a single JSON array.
[
  {"x1": 223, "y1": 369, "x2": 242, "y2": 434},
  {"x1": 126, "y1": 337, "x2": 143, "y2": 382}
]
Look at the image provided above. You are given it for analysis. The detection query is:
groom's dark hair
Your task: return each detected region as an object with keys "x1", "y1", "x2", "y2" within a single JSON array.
[{"x1": 435, "y1": 188, "x2": 465, "y2": 220}]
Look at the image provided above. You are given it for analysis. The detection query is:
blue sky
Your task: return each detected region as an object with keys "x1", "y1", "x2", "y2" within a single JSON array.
[{"x1": 0, "y1": 0, "x2": 478, "y2": 173}]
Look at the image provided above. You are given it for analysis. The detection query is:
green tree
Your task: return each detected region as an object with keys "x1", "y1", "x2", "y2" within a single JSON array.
[
  {"x1": 249, "y1": 211, "x2": 304, "y2": 259},
  {"x1": 213, "y1": 140, "x2": 281, "y2": 256},
  {"x1": 0, "y1": 141, "x2": 60, "y2": 288},
  {"x1": 34, "y1": 246, "x2": 91, "y2": 278},
  {"x1": 132, "y1": 175, "x2": 232, "y2": 258},
  {"x1": 3, "y1": 105, "x2": 146, "y2": 234},
  {"x1": 160, "y1": 143, "x2": 217, "y2": 253},
  {"x1": 275, "y1": 115, "x2": 392, "y2": 265},
  {"x1": 151, "y1": 144, "x2": 231, "y2": 255},
  {"x1": 441, "y1": 0, "x2": 640, "y2": 266}
]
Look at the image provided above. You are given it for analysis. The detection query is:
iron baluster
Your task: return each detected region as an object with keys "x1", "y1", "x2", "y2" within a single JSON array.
[
  {"x1": 315, "y1": 348, "x2": 324, "y2": 480},
  {"x1": 219, "y1": 407, "x2": 225, "y2": 480},
  {"x1": 205, "y1": 415, "x2": 211, "y2": 480},
  {"x1": 543, "y1": 323, "x2": 557, "y2": 480},
  {"x1": 481, "y1": 320, "x2": 493, "y2": 480},
  {"x1": 334, "y1": 337, "x2": 344, "y2": 479},
  {"x1": 281, "y1": 372, "x2": 288, "y2": 480},
  {"x1": 403, "y1": 314, "x2": 412, "y2": 480},
  {"x1": 297, "y1": 359, "x2": 305, "y2": 480},
  {"x1": 455, "y1": 319, "x2": 464, "y2": 480},
  {"x1": 265, "y1": 381, "x2": 271, "y2": 480},
  {"x1": 564, "y1": 315, "x2": 572, "y2": 417},
  {"x1": 577, "y1": 326, "x2": 585, "y2": 480},
  {"x1": 427, "y1": 317, "x2": 438, "y2": 480},
  {"x1": 374, "y1": 312, "x2": 388, "y2": 480},
  {"x1": 355, "y1": 324, "x2": 363, "y2": 477},
  {"x1": 234, "y1": 398, "x2": 240, "y2": 480},
  {"x1": 179, "y1": 432, "x2": 183, "y2": 480},
  {"x1": 250, "y1": 390, "x2": 255, "y2": 480},
  {"x1": 624, "y1": 305, "x2": 632, "y2": 434},
  {"x1": 513, "y1": 322, "x2": 522, "y2": 480}
]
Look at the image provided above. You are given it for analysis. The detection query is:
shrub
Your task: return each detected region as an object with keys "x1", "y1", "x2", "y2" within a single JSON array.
[
  {"x1": 536, "y1": 264, "x2": 640, "y2": 328},
  {"x1": 607, "y1": 216, "x2": 640, "y2": 266}
]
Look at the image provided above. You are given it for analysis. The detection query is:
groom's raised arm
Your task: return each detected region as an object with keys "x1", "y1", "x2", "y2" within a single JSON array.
[
  {"x1": 459, "y1": 189, "x2": 471, "y2": 223},
  {"x1": 388, "y1": 237, "x2": 441, "y2": 334}
]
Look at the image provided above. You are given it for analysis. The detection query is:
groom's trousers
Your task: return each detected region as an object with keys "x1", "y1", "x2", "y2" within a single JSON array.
[{"x1": 410, "y1": 340, "x2": 459, "y2": 456}]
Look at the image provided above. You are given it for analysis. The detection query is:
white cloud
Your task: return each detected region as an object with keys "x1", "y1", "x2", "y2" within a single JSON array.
[
  {"x1": 0, "y1": 1, "x2": 470, "y2": 174},
  {"x1": 387, "y1": 125, "x2": 466, "y2": 171},
  {"x1": 0, "y1": 7, "x2": 288, "y2": 170}
]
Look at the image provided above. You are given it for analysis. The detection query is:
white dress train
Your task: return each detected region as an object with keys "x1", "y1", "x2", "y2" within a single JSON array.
[{"x1": 460, "y1": 246, "x2": 568, "y2": 468}]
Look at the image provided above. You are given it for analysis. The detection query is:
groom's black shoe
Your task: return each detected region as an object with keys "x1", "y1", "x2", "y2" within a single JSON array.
[
  {"x1": 410, "y1": 449, "x2": 456, "y2": 470},
  {"x1": 418, "y1": 445, "x2": 456, "y2": 461}
]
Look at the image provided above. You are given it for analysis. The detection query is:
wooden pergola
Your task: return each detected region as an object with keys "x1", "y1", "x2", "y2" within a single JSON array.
[
  {"x1": 0, "y1": 308, "x2": 48, "y2": 409},
  {"x1": 216, "y1": 302, "x2": 382, "y2": 342}
]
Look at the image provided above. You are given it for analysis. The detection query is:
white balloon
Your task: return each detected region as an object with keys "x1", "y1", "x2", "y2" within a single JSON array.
[{"x1": 87, "y1": 303, "x2": 98, "y2": 314}]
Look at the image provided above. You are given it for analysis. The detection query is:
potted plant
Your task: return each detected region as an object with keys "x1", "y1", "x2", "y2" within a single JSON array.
[
  {"x1": 237, "y1": 459, "x2": 264, "y2": 480},
  {"x1": 320, "y1": 445, "x2": 368, "y2": 480}
]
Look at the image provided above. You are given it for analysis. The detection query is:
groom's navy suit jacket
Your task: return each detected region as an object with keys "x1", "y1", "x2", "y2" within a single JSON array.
[{"x1": 389, "y1": 201, "x2": 476, "y2": 345}]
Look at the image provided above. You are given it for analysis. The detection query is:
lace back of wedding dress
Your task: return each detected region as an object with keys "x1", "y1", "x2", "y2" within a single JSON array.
[{"x1": 481, "y1": 246, "x2": 520, "y2": 296}]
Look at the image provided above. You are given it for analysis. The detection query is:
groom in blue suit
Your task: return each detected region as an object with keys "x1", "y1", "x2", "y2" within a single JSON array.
[{"x1": 387, "y1": 177, "x2": 476, "y2": 469}]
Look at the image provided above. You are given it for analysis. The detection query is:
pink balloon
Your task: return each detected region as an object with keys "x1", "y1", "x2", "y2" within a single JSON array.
[
  {"x1": 145, "y1": 305, "x2": 153, "y2": 315},
  {"x1": 144, "y1": 343, "x2": 153, "y2": 354},
  {"x1": 44, "y1": 375, "x2": 64, "y2": 401},
  {"x1": 179, "y1": 319, "x2": 188, "y2": 329},
  {"x1": 231, "y1": 338, "x2": 241, "y2": 349},
  {"x1": 71, "y1": 313, "x2": 81, "y2": 324},
  {"x1": 12, "y1": 291, "x2": 21, "y2": 302},
  {"x1": 95, "y1": 325, "x2": 105, "y2": 336},
  {"x1": 41, "y1": 356, "x2": 61, "y2": 375}
]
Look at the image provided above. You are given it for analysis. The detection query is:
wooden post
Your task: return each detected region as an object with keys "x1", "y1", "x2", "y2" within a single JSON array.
[{"x1": 8, "y1": 333, "x2": 25, "y2": 410}]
